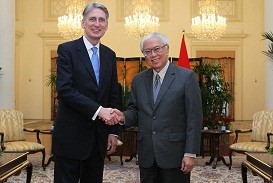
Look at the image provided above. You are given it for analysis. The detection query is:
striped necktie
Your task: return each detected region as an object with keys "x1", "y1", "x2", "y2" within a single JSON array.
[
  {"x1": 91, "y1": 47, "x2": 100, "y2": 84},
  {"x1": 153, "y1": 74, "x2": 161, "y2": 102}
]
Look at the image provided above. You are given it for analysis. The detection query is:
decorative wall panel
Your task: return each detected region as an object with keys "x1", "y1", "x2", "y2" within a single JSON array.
[
  {"x1": 44, "y1": 0, "x2": 66, "y2": 22},
  {"x1": 191, "y1": 0, "x2": 242, "y2": 21},
  {"x1": 116, "y1": 0, "x2": 169, "y2": 22}
]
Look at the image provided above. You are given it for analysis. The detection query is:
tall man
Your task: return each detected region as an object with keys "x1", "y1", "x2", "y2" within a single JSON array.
[
  {"x1": 114, "y1": 32, "x2": 203, "y2": 183},
  {"x1": 52, "y1": 2, "x2": 120, "y2": 182}
]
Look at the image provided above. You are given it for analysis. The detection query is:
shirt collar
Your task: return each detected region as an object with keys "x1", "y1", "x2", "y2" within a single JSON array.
[
  {"x1": 83, "y1": 36, "x2": 99, "y2": 51},
  {"x1": 153, "y1": 60, "x2": 170, "y2": 80}
]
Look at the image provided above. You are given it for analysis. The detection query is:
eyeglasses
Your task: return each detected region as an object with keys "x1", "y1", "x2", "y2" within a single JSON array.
[{"x1": 143, "y1": 44, "x2": 168, "y2": 57}]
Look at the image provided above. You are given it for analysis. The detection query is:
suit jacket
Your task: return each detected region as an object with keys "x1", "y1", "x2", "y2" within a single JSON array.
[
  {"x1": 52, "y1": 37, "x2": 119, "y2": 160},
  {"x1": 124, "y1": 63, "x2": 203, "y2": 169}
]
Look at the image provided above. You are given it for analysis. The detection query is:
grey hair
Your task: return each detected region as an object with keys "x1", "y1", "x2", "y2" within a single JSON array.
[
  {"x1": 140, "y1": 32, "x2": 169, "y2": 53},
  {"x1": 82, "y1": 2, "x2": 109, "y2": 20}
]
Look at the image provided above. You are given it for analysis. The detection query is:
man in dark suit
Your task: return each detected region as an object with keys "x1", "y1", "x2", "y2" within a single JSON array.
[
  {"x1": 52, "y1": 2, "x2": 120, "y2": 183},
  {"x1": 113, "y1": 32, "x2": 203, "y2": 183}
]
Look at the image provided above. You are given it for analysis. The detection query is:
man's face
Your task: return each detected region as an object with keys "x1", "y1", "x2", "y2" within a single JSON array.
[
  {"x1": 143, "y1": 38, "x2": 169, "y2": 72},
  {"x1": 82, "y1": 8, "x2": 108, "y2": 43}
]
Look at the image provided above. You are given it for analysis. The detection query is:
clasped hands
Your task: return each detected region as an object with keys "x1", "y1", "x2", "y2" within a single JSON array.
[{"x1": 98, "y1": 107, "x2": 124, "y2": 125}]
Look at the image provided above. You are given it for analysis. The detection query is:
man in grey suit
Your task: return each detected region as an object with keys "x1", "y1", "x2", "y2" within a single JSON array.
[{"x1": 113, "y1": 32, "x2": 203, "y2": 183}]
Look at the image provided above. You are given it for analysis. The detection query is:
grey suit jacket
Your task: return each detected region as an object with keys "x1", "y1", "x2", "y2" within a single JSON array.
[{"x1": 124, "y1": 63, "x2": 203, "y2": 169}]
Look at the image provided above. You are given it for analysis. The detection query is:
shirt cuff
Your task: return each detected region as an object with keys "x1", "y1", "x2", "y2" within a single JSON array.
[
  {"x1": 92, "y1": 106, "x2": 102, "y2": 121},
  {"x1": 109, "y1": 134, "x2": 118, "y2": 138},
  {"x1": 119, "y1": 115, "x2": 125, "y2": 125},
  {"x1": 184, "y1": 153, "x2": 196, "y2": 158},
  {"x1": 119, "y1": 121, "x2": 125, "y2": 125}
]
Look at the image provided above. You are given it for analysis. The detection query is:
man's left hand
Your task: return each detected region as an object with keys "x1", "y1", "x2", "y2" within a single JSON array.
[
  {"x1": 181, "y1": 156, "x2": 195, "y2": 174},
  {"x1": 106, "y1": 134, "x2": 118, "y2": 155}
]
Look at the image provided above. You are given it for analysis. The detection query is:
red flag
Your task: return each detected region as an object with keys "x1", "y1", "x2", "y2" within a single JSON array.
[{"x1": 178, "y1": 34, "x2": 191, "y2": 69}]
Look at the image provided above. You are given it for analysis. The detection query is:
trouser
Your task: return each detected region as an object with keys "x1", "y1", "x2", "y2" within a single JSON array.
[
  {"x1": 54, "y1": 138, "x2": 104, "y2": 183},
  {"x1": 140, "y1": 161, "x2": 190, "y2": 183}
]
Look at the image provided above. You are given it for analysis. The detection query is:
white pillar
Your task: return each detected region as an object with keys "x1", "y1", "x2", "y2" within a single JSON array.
[
  {"x1": 0, "y1": 0, "x2": 15, "y2": 109},
  {"x1": 265, "y1": 0, "x2": 273, "y2": 109}
]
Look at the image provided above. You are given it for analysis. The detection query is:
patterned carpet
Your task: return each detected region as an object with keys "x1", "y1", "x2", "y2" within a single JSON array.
[{"x1": 6, "y1": 155, "x2": 263, "y2": 183}]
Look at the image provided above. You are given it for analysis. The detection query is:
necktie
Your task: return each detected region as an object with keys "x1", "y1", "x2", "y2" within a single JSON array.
[
  {"x1": 153, "y1": 74, "x2": 161, "y2": 102},
  {"x1": 91, "y1": 47, "x2": 100, "y2": 84}
]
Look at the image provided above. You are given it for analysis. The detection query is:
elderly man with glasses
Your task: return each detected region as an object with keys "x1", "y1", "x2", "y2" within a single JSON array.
[{"x1": 113, "y1": 32, "x2": 203, "y2": 183}]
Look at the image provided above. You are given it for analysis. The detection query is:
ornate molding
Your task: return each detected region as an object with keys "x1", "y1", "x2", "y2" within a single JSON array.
[
  {"x1": 40, "y1": 31, "x2": 64, "y2": 118},
  {"x1": 39, "y1": 32, "x2": 64, "y2": 39},
  {"x1": 191, "y1": 0, "x2": 242, "y2": 21},
  {"x1": 44, "y1": 0, "x2": 66, "y2": 22},
  {"x1": 186, "y1": 33, "x2": 247, "y2": 40},
  {"x1": 15, "y1": 0, "x2": 21, "y2": 21},
  {"x1": 116, "y1": 0, "x2": 169, "y2": 22},
  {"x1": 15, "y1": 30, "x2": 24, "y2": 39},
  {"x1": 186, "y1": 31, "x2": 246, "y2": 120}
]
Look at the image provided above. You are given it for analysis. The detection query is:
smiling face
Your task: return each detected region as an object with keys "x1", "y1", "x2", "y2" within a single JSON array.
[
  {"x1": 81, "y1": 8, "x2": 108, "y2": 45},
  {"x1": 143, "y1": 37, "x2": 169, "y2": 72}
]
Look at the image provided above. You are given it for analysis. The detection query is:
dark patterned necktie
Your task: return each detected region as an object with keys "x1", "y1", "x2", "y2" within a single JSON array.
[{"x1": 153, "y1": 74, "x2": 161, "y2": 102}]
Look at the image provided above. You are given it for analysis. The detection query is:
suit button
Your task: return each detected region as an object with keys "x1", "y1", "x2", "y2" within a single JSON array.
[
  {"x1": 152, "y1": 131, "x2": 156, "y2": 135},
  {"x1": 153, "y1": 116, "x2": 156, "y2": 120}
]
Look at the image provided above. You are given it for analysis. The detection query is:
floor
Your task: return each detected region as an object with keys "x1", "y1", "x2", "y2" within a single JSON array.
[{"x1": 21, "y1": 120, "x2": 258, "y2": 183}]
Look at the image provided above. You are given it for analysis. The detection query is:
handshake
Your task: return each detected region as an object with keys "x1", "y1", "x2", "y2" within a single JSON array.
[{"x1": 98, "y1": 107, "x2": 124, "y2": 125}]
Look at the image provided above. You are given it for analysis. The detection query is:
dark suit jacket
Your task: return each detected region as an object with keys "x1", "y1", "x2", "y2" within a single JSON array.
[
  {"x1": 52, "y1": 37, "x2": 119, "y2": 160},
  {"x1": 124, "y1": 63, "x2": 203, "y2": 169}
]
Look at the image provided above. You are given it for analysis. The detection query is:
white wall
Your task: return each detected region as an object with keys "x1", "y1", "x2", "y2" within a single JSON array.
[
  {"x1": 0, "y1": 0, "x2": 15, "y2": 109},
  {"x1": 265, "y1": 0, "x2": 273, "y2": 109}
]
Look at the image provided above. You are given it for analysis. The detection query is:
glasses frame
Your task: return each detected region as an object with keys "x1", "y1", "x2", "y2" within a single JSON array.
[{"x1": 143, "y1": 44, "x2": 168, "y2": 57}]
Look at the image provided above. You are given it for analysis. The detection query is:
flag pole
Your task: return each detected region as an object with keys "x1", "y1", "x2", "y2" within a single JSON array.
[{"x1": 178, "y1": 29, "x2": 191, "y2": 69}]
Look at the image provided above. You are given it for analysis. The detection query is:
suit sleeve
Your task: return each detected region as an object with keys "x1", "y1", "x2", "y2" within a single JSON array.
[
  {"x1": 107, "y1": 52, "x2": 120, "y2": 135},
  {"x1": 184, "y1": 71, "x2": 203, "y2": 154},
  {"x1": 123, "y1": 77, "x2": 139, "y2": 128}
]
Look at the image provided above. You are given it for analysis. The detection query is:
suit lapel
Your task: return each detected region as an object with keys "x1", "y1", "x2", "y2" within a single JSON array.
[
  {"x1": 154, "y1": 64, "x2": 176, "y2": 108},
  {"x1": 144, "y1": 69, "x2": 155, "y2": 109},
  {"x1": 99, "y1": 44, "x2": 107, "y2": 88},
  {"x1": 76, "y1": 38, "x2": 97, "y2": 84}
]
